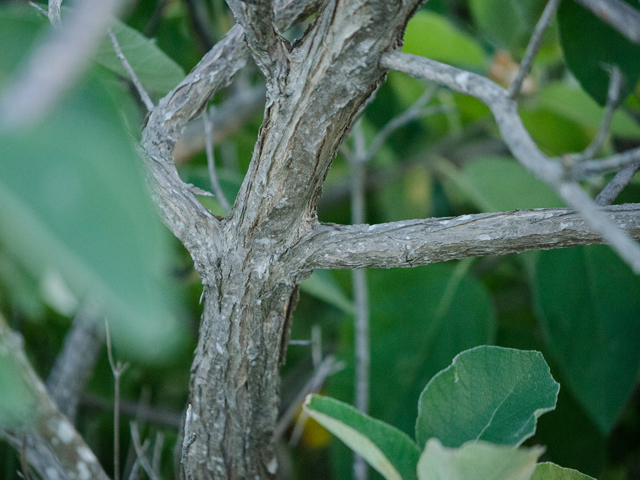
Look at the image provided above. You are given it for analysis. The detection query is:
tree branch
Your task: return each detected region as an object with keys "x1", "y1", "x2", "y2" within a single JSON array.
[
  {"x1": 224, "y1": 0, "x2": 287, "y2": 77},
  {"x1": 46, "y1": 306, "x2": 104, "y2": 422},
  {"x1": 140, "y1": 0, "x2": 323, "y2": 273},
  {"x1": 295, "y1": 204, "x2": 640, "y2": 270},
  {"x1": 596, "y1": 165, "x2": 640, "y2": 206},
  {"x1": 381, "y1": 51, "x2": 640, "y2": 273},
  {"x1": 574, "y1": 0, "x2": 640, "y2": 45},
  {"x1": 0, "y1": 316, "x2": 109, "y2": 480}
]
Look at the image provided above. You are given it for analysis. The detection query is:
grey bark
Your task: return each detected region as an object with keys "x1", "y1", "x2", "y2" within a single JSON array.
[{"x1": 137, "y1": 0, "x2": 640, "y2": 479}]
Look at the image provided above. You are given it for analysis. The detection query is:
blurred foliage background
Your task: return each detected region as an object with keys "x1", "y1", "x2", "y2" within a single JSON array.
[{"x1": 0, "y1": 0, "x2": 640, "y2": 479}]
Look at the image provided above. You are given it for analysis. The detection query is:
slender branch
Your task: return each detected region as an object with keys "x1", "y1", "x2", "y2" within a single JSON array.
[
  {"x1": 574, "y1": 66, "x2": 623, "y2": 161},
  {"x1": 130, "y1": 422, "x2": 160, "y2": 480},
  {"x1": 275, "y1": 355, "x2": 343, "y2": 439},
  {"x1": 152, "y1": 431, "x2": 164, "y2": 478},
  {"x1": 0, "y1": 316, "x2": 109, "y2": 480},
  {"x1": 348, "y1": 120, "x2": 370, "y2": 480},
  {"x1": 574, "y1": 0, "x2": 640, "y2": 44},
  {"x1": 182, "y1": 0, "x2": 215, "y2": 51},
  {"x1": 106, "y1": 319, "x2": 129, "y2": 480},
  {"x1": 0, "y1": 0, "x2": 121, "y2": 128},
  {"x1": 507, "y1": 0, "x2": 560, "y2": 98},
  {"x1": 174, "y1": 84, "x2": 266, "y2": 161},
  {"x1": 381, "y1": 51, "x2": 640, "y2": 273},
  {"x1": 294, "y1": 204, "x2": 640, "y2": 270},
  {"x1": 46, "y1": 305, "x2": 104, "y2": 422},
  {"x1": 203, "y1": 107, "x2": 232, "y2": 214},
  {"x1": 48, "y1": 0, "x2": 62, "y2": 28},
  {"x1": 573, "y1": 146, "x2": 640, "y2": 177},
  {"x1": 365, "y1": 85, "x2": 439, "y2": 162},
  {"x1": 181, "y1": 405, "x2": 196, "y2": 480},
  {"x1": 108, "y1": 29, "x2": 155, "y2": 112},
  {"x1": 20, "y1": 437, "x2": 32, "y2": 480},
  {"x1": 596, "y1": 164, "x2": 640, "y2": 206},
  {"x1": 29, "y1": 2, "x2": 48, "y2": 17},
  {"x1": 224, "y1": 0, "x2": 286, "y2": 77}
]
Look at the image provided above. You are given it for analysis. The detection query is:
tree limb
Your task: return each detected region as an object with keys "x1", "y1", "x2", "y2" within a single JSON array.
[
  {"x1": 0, "y1": 316, "x2": 109, "y2": 480},
  {"x1": 224, "y1": 0, "x2": 287, "y2": 77},
  {"x1": 381, "y1": 51, "x2": 640, "y2": 273},
  {"x1": 295, "y1": 204, "x2": 640, "y2": 270}
]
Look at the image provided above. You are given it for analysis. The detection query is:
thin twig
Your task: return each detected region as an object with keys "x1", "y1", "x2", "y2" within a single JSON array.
[
  {"x1": 152, "y1": 431, "x2": 165, "y2": 479},
  {"x1": 573, "y1": 146, "x2": 640, "y2": 177},
  {"x1": 20, "y1": 436, "x2": 32, "y2": 480},
  {"x1": 508, "y1": 0, "x2": 560, "y2": 98},
  {"x1": 181, "y1": 405, "x2": 196, "y2": 480},
  {"x1": 106, "y1": 319, "x2": 129, "y2": 480},
  {"x1": 130, "y1": 423, "x2": 160, "y2": 480},
  {"x1": 595, "y1": 164, "x2": 640, "y2": 206},
  {"x1": 28, "y1": 2, "x2": 48, "y2": 17},
  {"x1": 48, "y1": 0, "x2": 62, "y2": 28},
  {"x1": 108, "y1": 29, "x2": 155, "y2": 112},
  {"x1": 348, "y1": 120, "x2": 370, "y2": 480},
  {"x1": 275, "y1": 355, "x2": 344, "y2": 439},
  {"x1": 574, "y1": 66, "x2": 623, "y2": 161},
  {"x1": 365, "y1": 84, "x2": 438, "y2": 161},
  {"x1": 203, "y1": 108, "x2": 232, "y2": 215}
]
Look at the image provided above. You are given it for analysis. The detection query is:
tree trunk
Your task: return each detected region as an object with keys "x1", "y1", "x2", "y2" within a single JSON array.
[{"x1": 178, "y1": 2, "x2": 422, "y2": 478}]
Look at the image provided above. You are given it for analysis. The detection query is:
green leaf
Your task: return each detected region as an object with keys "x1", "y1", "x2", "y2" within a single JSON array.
[
  {"x1": 557, "y1": 0, "x2": 640, "y2": 106},
  {"x1": 519, "y1": 108, "x2": 591, "y2": 156},
  {"x1": 469, "y1": 0, "x2": 546, "y2": 51},
  {"x1": 539, "y1": 84, "x2": 640, "y2": 139},
  {"x1": 0, "y1": 76, "x2": 183, "y2": 361},
  {"x1": 532, "y1": 246, "x2": 640, "y2": 432},
  {"x1": 0, "y1": 318, "x2": 37, "y2": 428},
  {"x1": 304, "y1": 395, "x2": 421, "y2": 480},
  {"x1": 417, "y1": 439, "x2": 543, "y2": 480},
  {"x1": 531, "y1": 463, "x2": 595, "y2": 480},
  {"x1": 94, "y1": 19, "x2": 185, "y2": 96},
  {"x1": 300, "y1": 270, "x2": 353, "y2": 314},
  {"x1": 415, "y1": 346, "x2": 559, "y2": 449},
  {"x1": 366, "y1": 263, "x2": 496, "y2": 436},
  {"x1": 460, "y1": 156, "x2": 563, "y2": 212},
  {"x1": 0, "y1": 4, "x2": 47, "y2": 88},
  {"x1": 403, "y1": 12, "x2": 487, "y2": 68}
]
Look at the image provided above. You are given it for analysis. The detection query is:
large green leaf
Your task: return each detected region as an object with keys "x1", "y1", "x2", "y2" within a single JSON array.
[
  {"x1": 531, "y1": 463, "x2": 595, "y2": 480},
  {"x1": 94, "y1": 18, "x2": 185, "y2": 96},
  {"x1": 417, "y1": 439, "x2": 543, "y2": 480},
  {"x1": 469, "y1": 0, "x2": 546, "y2": 51},
  {"x1": 460, "y1": 156, "x2": 563, "y2": 212},
  {"x1": 539, "y1": 83, "x2": 640, "y2": 139},
  {"x1": 304, "y1": 395, "x2": 421, "y2": 480},
  {"x1": 557, "y1": 0, "x2": 640, "y2": 106},
  {"x1": 532, "y1": 246, "x2": 640, "y2": 432},
  {"x1": 403, "y1": 12, "x2": 487, "y2": 69},
  {"x1": 0, "y1": 75, "x2": 182, "y2": 361},
  {"x1": 0, "y1": 5, "x2": 47, "y2": 88},
  {"x1": 363, "y1": 263, "x2": 496, "y2": 436},
  {"x1": 415, "y1": 346, "x2": 559, "y2": 449}
]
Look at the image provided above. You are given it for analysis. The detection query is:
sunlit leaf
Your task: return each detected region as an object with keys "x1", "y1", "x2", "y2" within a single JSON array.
[
  {"x1": 304, "y1": 395, "x2": 420, "y2": 480},
  {"x1": 94, "y1": 18, "x2": 185, "y2": 96},
  {"x1": 531, "y1": 463, "x2": 595, "y2": 480},
  {"x1": 417, "y1": 439, "x2": 543, "y2": 480},
  {"x1": 403, "y1": 12, "x2": 487, "y2": 68},
  {"x1": 415, "y1": 346, "x2": 559, "y2": 448}
]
